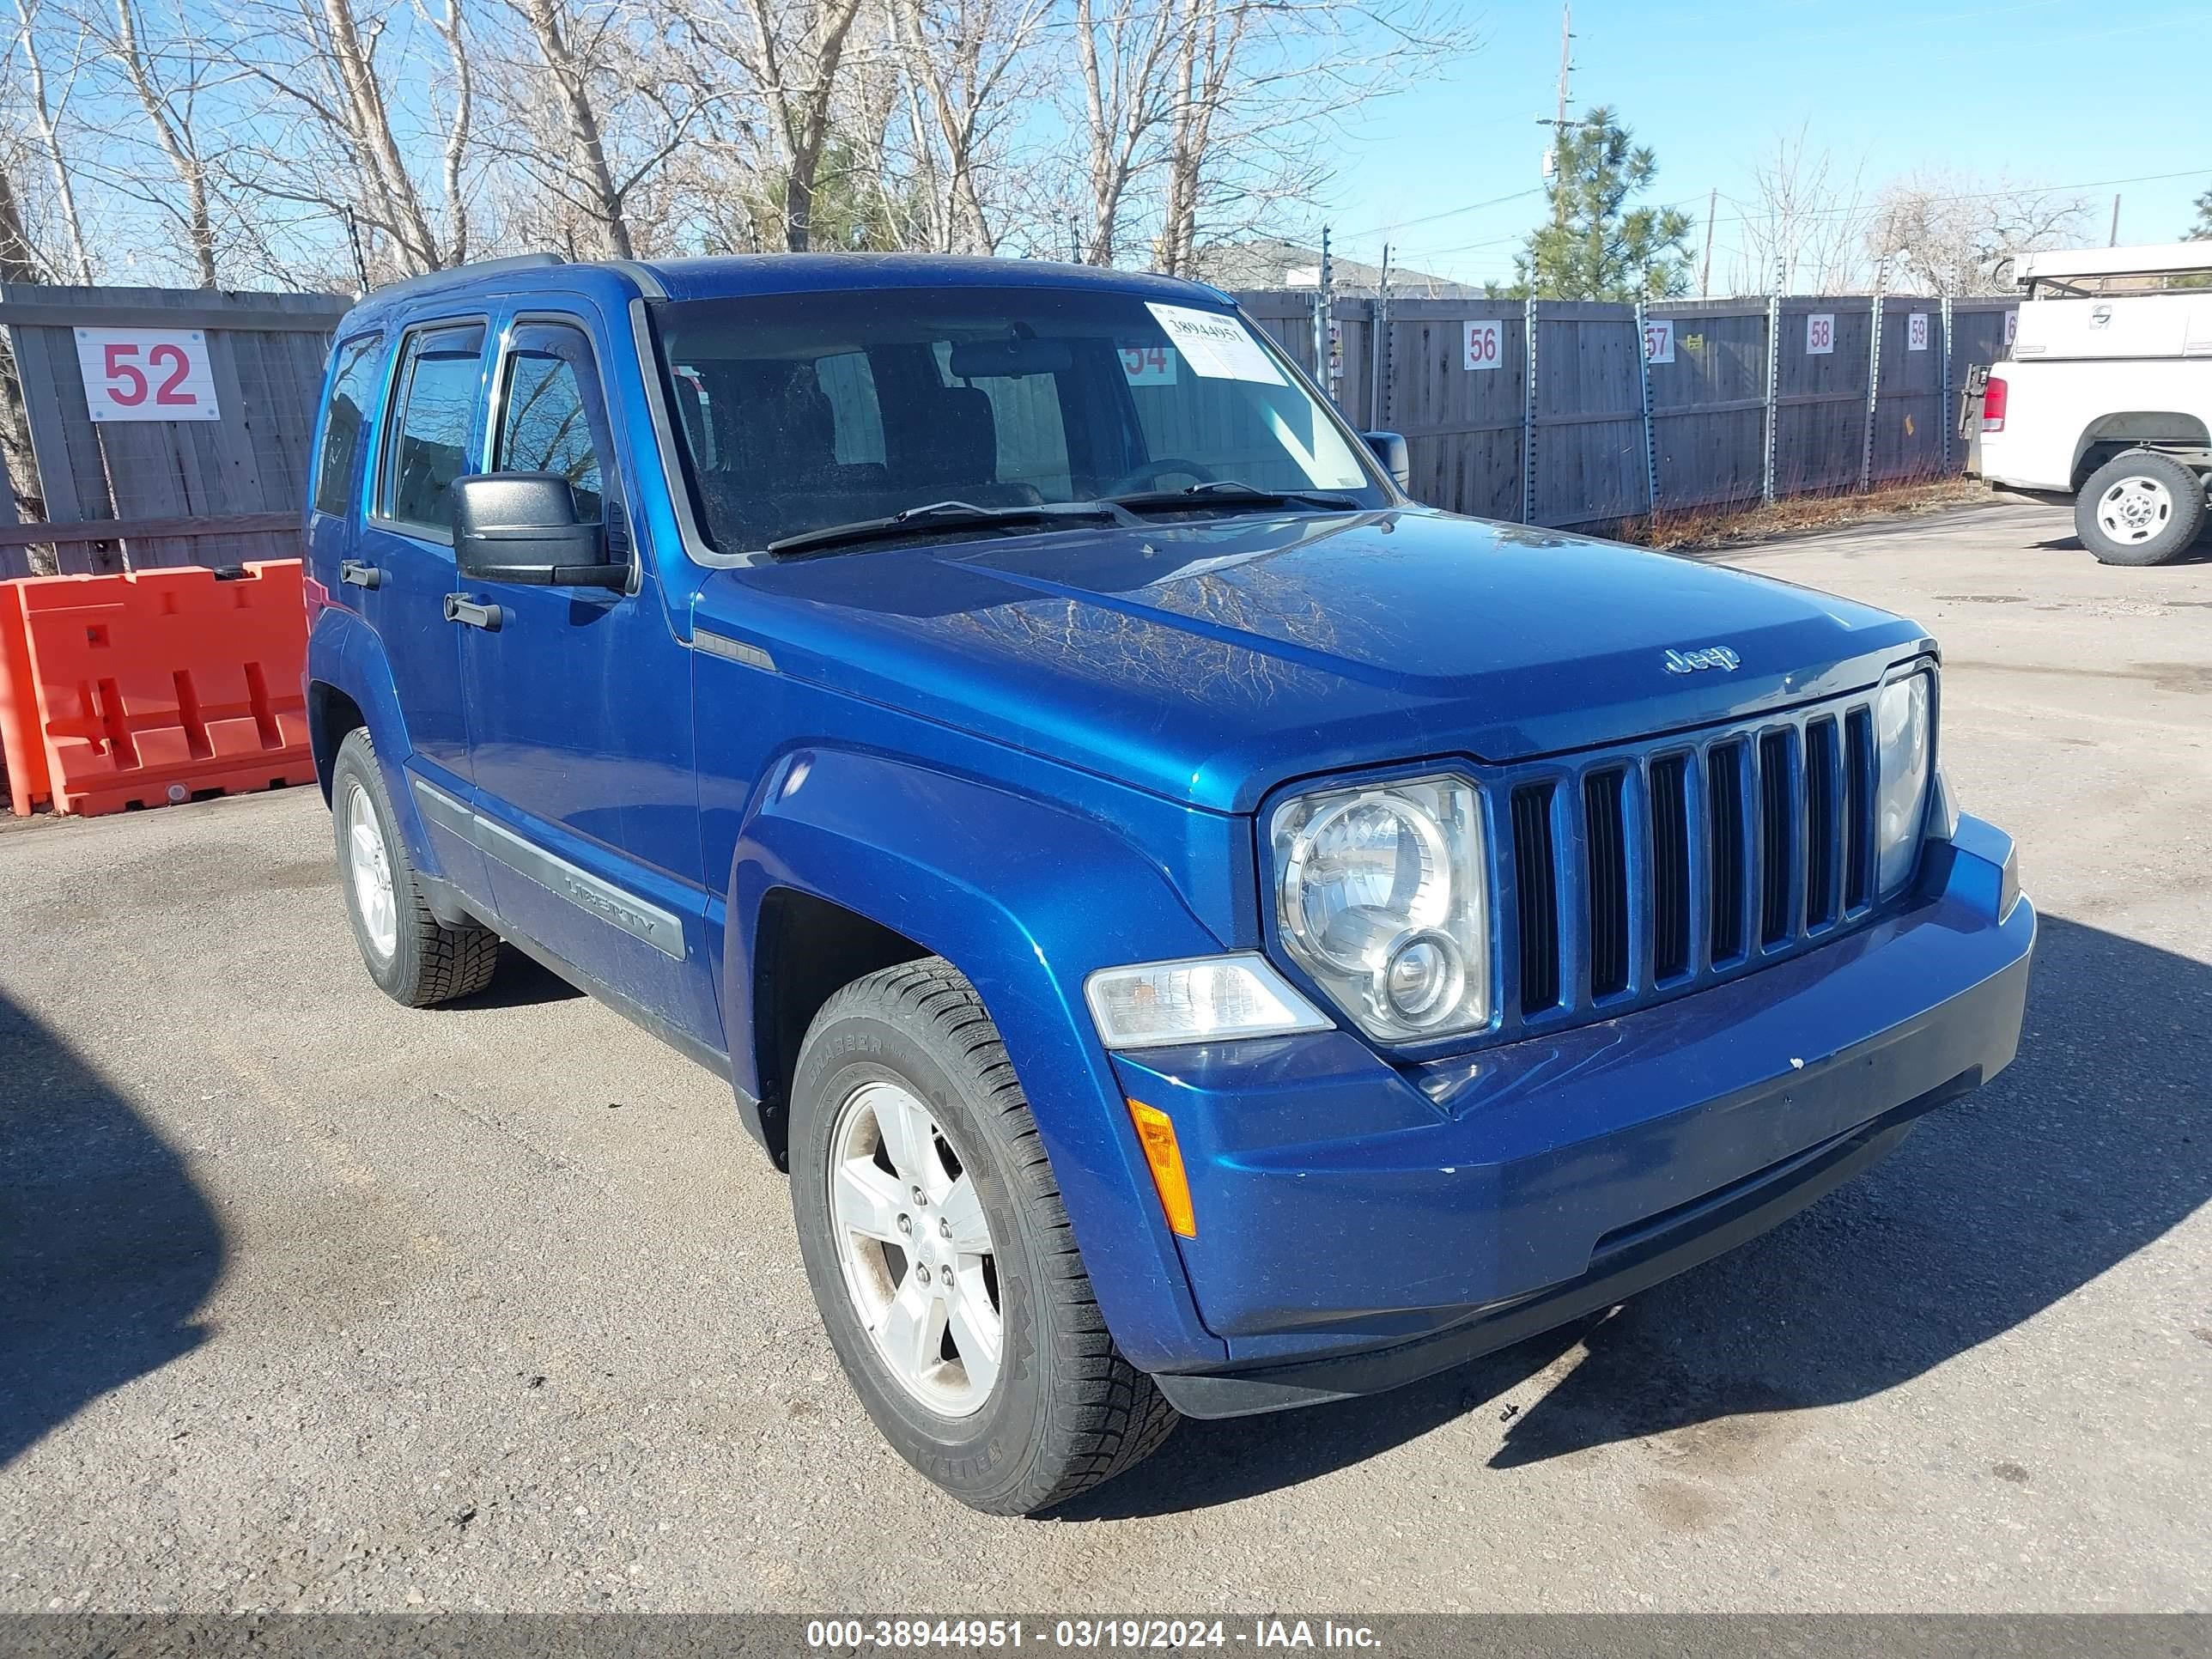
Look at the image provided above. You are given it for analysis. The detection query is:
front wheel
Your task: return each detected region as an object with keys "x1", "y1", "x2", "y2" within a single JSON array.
[
  {"x1": 789, "y1": 958, "x2": 1178, "y2": 1516},
  {"x1": 2075, "y1": 450, "x2": 2207, "y2": 566}
]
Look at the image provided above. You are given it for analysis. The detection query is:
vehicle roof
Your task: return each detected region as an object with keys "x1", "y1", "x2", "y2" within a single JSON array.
[
  {"x1": 2015, "y1": 241, "x2": 2212, "y2": 284},
  {"x1": 343, "y1": 251, "x2": 1235, "y2": 328}
]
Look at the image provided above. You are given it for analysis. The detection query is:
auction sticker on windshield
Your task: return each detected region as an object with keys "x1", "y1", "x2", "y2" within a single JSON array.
[{"x1": 1146, "y1": 302, "x2": 1286, "y2": 385}]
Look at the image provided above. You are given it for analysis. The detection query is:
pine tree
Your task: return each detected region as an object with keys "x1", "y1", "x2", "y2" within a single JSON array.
[
  {"x1": 2191, "y1": 186, "x2": 2212, "y2": 240},
  {"x1": 1501, "y1": 107, "x2": 1694, "y2": 301}
]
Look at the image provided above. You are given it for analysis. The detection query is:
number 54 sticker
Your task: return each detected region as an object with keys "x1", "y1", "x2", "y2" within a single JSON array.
[{"x1": 75, "y1": 327, "x2": 222, "y2": 422}]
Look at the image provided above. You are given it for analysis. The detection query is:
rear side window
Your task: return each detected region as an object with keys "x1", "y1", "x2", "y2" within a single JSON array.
[
  {"x1": 494, "y1": 323, "x2": 611, "y2": 525},
  {"x1": 313, "y1": 334, "x2": 382, "y2": 517},
  {"x1": 381, "y1": 322, "x2": 486, "y2": 536}
]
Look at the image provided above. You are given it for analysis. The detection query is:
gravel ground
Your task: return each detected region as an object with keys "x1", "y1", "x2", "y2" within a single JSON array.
[{"x1": 2, "y1": 502, "x2": 2207, "y2": 1613}]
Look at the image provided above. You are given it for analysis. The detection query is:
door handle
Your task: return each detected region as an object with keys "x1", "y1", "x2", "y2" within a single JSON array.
[
  {"x1": 338, "y1": 559, "x2": 381, "y2": 589},
  {"x1": 443, "y1": 593, "x2": 503, "y2": 631}
]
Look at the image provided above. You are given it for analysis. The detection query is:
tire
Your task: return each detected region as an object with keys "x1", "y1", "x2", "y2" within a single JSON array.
[
  {"x1": 330, "y1": 728, "x2": 501, "y2": 1007},
  {"x1": 789, "y1": 957, "x2": 1178, "y2": 1516},
  {"x1": 2075, "y1": 450, "x2": 2207, "y2": 566}
]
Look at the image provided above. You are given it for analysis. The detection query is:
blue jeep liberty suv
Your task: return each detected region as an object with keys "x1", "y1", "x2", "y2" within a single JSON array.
[{"x1": 302, "y1": 251, "x2": 2034, "y2": 1515}]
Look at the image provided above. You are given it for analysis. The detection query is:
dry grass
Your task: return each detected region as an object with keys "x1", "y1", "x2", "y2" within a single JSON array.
[{"x1": 1617, "y1": 477, "x2": 1991, "y2": 554}]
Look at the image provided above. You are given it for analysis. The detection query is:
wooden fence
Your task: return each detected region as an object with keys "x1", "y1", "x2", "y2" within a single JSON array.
[
  {"x1": 1240, "y1": 289, "x2": 2020, "y2": 529},
  {"x1": 0, "y1": 283, "x2": 349, "y2": 578},
  {"x1": 0, "y1": 278, "x2": 2019, "y2": 580}
]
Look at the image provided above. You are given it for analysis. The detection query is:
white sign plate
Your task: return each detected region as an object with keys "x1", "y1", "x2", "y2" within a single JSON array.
[
  {"x1": 1907, "y1": 312, "x2": 1930, "y2": 352},
  {"x1": 76, "y1": 326, "x2": 222, "y2": 422},
  {"x1": 1120, "y1": 344, "x2": 1177, "y2": 386},
  {"x1": 1643, "y1": 317, "x2": 1674, "y2": 364},
  {"x1": 2002, "y1": 309, "x2": 2020, "y2": 349},
  {"x1": 1145, "y1": 303, "x2": 1285, "y2": 385},
  {"x1": 1462, "y1": 319, "x2": 1504, "y2": 371},
  {"x1": 1805, "y1": 313, "x2": 1837, "y2": 356}
]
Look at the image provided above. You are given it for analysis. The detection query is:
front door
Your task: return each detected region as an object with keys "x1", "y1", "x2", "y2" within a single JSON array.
[{"x1": 454, "y1": 308, "x2": 719, "y2": 1054}]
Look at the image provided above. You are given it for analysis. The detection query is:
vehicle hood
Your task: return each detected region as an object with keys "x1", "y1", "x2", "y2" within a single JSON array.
[{"x1": 697, "y1": 508, "x2": 1930, "y2": 814}]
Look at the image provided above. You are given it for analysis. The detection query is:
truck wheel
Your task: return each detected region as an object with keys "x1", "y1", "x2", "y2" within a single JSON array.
[
  {"x1": 2075, "y1": 450, "x2": 2207, "y2": 566},
  {"x1": 330, "y1": 728, "x2": 501, "y2": 1007},
  {"x1": 789, "y1": 957, "x2": 1178, "y2": 1516}
]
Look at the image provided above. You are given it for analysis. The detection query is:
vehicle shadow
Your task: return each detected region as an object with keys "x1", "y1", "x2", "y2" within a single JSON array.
[
  {"x1": 1060, "y1": 913, "x2": 2210, "y2": 1518},
  {"x1": 0, "y1": 988, "x2": 224, "y2": 1466},
  {"x1": 453, "y1": 947, "x2": 586, "y2": 1010}
]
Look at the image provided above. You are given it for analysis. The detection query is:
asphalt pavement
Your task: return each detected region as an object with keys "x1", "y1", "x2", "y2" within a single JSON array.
[{"x1": 2, "y1": 501, "x2": 2207, "y2": 1612}]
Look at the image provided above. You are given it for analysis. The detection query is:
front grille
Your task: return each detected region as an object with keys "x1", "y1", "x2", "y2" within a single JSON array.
[{"x1": 1504, "y1": 690, "x2": 1885, "y2": 1033}]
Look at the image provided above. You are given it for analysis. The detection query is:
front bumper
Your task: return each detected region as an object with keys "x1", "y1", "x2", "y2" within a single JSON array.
[{"x1": 1112, "y1": 814, "x2": 2033, "y2": 1417}]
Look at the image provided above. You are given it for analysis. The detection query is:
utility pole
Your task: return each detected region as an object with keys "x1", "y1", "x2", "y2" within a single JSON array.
[
  {"x1": 1698, "y1": 186, "x2": 1717, "y2": 297},
  {"x1": 1536, "y1": 1, "x2": 1575, "y2": 228},
  {"x1": 2109, "y1": 194, "x2": 2122, "y2": 246}
]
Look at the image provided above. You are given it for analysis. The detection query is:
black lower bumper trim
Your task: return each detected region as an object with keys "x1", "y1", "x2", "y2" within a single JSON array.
[{"x1": 1151, "y1": 1069, "x2": 1979, "y2": 1420}]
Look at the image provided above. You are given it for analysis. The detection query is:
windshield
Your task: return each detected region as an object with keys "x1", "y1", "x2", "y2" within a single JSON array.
[{"x1": 649, "y1": 286, "x2": 1389, "y2": 554}]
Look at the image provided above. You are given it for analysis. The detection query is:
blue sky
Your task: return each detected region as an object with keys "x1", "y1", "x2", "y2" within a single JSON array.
[{"x1": 1310, "y1": 0, "x2": 2212, "y2": 289}]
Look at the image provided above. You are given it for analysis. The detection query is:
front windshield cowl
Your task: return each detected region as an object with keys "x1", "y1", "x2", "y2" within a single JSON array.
[{"x1": 650, "y1": 284, "x2": 1392, "y2": 558}]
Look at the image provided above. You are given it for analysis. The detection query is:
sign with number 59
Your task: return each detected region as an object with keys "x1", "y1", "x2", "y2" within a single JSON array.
[{"x1": 75, "y1": 327, "x2": 222, "y2": 422}]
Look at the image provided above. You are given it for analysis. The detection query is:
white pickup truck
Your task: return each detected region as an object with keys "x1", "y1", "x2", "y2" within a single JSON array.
[{"x1": 1973, "y1": 241, "x2": 2212, "y2": 565}]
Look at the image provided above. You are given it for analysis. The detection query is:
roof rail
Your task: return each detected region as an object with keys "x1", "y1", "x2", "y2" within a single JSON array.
[{"x1": 363, "y1": 251, "x2": 564, "y2": 304}]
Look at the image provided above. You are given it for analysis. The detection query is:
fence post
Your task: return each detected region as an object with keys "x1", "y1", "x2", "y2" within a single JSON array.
[
  {"x1": 1761, "y1": 294, "x2": 1780, "y2": 505},
  {"x1": 1860, "y1": 286, "x2": 1884, "y2": 492},
  {"x1": 1369, "y1": 284, "x2": 1391, "y2": 432},
  {"x1": 1521, "y1": 297, "x2": 1539, "y2": 524},
  {"x1": 1939, "y1": 292, "x2": 1954, "y2": 475},
  {"x1": 1633, "y1": 301, "x2": 1659, "y2": 518}
]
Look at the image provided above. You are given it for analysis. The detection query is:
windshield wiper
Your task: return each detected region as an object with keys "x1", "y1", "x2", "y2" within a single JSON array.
[
  {"x1": 767, "y1": 499, "x2": 1121, "y2": 558},
  {"x1": 1100, "y1": 479, "x2": 1364, "y2": 515}
]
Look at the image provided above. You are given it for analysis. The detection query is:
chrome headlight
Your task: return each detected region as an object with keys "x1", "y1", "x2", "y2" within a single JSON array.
[
  {"x1": 1875, "y1": 670, "x2": 1934, "y2": 896},
  {"x1": 1271, "y1": 773, "x2": 1490, "y2": 1042}
]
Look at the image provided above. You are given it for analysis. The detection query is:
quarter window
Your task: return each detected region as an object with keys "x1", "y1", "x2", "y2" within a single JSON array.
[
  {"x1": 495, "y1": 324, "x2": 611, "y2": 524},
  {"x1": 382, "y1": 323, "x2": 487, "y2": 535},
  {"x1": 313, "y1": 334, "x2": 383, "y2": 518}
]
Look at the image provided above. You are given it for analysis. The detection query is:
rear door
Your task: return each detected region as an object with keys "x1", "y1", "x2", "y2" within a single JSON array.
[
  {"x1": 356, "y1": 316, "x2": 493, "y2": 899},
  {"x1": 454, "y1": 306, "x2": 720, "y2": 1054}
]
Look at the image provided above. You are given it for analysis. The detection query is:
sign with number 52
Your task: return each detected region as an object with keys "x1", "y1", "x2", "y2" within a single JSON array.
[{"x1": 75, "y1": 327, "x2": 222, "y2": 422}]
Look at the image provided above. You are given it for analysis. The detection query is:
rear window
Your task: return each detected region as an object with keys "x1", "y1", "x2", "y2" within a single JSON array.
[
  {"x1": 381, "y1": 323, "x2": 486, "y2": 535},
  {"x1": 313, "y1": 334, "x2": 383, "y2": 517}
]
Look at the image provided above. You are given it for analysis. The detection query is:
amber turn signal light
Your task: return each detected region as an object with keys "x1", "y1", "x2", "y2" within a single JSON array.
[{"x1": 1126, "y1": 1097, "x2": 1197, "y2": 1238}]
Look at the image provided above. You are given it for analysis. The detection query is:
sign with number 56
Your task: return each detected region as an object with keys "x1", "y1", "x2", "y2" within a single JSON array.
[
  {"x1": 1462, "y1": 319, "x2": 1503, "y2": 371},
  {"x1": 75, "y1": 327, "x2": 222, "y2": 422}
]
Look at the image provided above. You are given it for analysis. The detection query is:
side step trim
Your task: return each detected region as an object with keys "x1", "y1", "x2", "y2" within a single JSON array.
[{"x1": 411, "y1": 776, "x2": 685, "y2": 960}]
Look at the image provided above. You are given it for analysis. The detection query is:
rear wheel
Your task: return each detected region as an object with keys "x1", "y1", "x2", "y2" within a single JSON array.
[
  {"x1": 2075, "y1": 450, "x2": 2207, "y2": 565},
  {"x1": 789, "y1": 957, "x2": 1178, "y2": 1516},
  {"x1": 330, "y1": 728, "x2": 501, "y2": 1006}
]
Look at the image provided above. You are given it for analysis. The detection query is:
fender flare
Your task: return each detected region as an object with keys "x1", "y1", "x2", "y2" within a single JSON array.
[
  {"x1": 307, "y1": 607, "x2": 444, "y2": 881},
  {"x1": 727, "y1": 745, "x2": 1231, "y2": 1371}
]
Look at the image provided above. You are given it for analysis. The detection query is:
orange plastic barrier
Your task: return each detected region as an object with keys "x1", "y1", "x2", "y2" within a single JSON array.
[{"x1": 0, "y1": 561, "x2": 313, "y2": 818}]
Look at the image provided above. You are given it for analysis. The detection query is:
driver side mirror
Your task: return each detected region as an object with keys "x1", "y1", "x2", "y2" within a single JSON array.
[
  {"x1": 453, "y1": 472, "x2": 628, "y2": 589},
  {"x1": 1360, "y1": 431, "x2": 1411, "y2": 492}
]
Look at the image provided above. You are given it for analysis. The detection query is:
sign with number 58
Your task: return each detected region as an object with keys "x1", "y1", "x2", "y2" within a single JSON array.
[{"x1": 75, "y1": 327, "x2": 222, "y2": 422}]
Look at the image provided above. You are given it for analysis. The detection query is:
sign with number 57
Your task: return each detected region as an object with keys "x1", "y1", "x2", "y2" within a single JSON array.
[{"x1": 75, "y1": 327, "x2": 222, "y2": 422}]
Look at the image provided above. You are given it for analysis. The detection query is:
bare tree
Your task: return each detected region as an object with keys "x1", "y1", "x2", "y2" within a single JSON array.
[
  {"x1": 885, "y1": 0, "x2": 1048, "y2": 252},
  {"x1": 1065, "y1": 0, "x2": 1179, "y2": 264},
  {"x1": 1866, "y1": 170, "x2": 2089, "y2": 295},
  {"x1": 216, "y1": 0, "x2": 475, "y2": 280},
  {"x1": 489, "y1": 0, "x2": 705, "y2": 258},
  {"x1": 1729, "y1": 126, "x2": 1871, "y2": 295},
  {"x1": 8, "y1": 0, "x2": 94, "y2": 281}
]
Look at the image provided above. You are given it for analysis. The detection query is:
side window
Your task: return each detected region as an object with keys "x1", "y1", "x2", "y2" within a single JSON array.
[
  {"x1": 380, "y1": 322, "x2": 486, "y2": 536},
  {"x1": 494, "y1": 323, "x2": 612, "y2": 525},
  {"x1": 313, "y1": 333, "x2": 382, "y2": 518}
]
